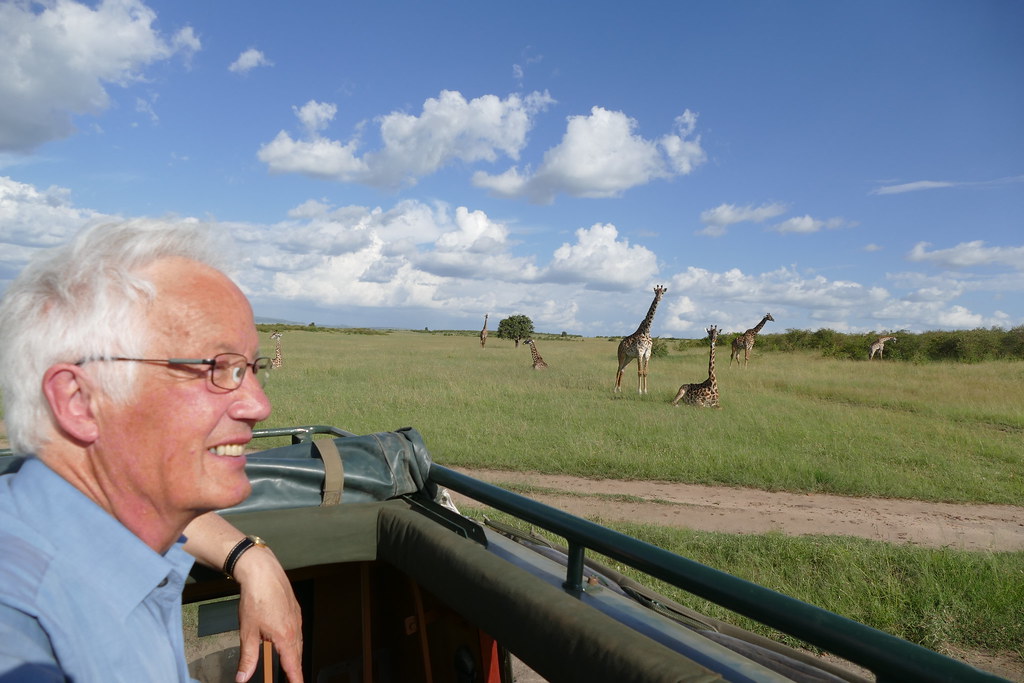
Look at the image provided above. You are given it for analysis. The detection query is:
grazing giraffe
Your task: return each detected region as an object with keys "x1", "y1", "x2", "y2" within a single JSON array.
[
  {"x1": 869, "y1": 335, "x2": 896, "y2": 360},
  {"x1": 270, "y1": 331, "x2": 283, "y2": 369},
  {"x1": 671, "y1": 326, "x2": 720, "y2": 408},
  {"x1": 480, "y1": 314, "x2": 489, "y2": 348},
  {"x1": 729, "y1": 313, "x2": 774, "y2": 368},
  {"x1": 524, "y1": 338, "x2": 548, "y2": 369},
  {"x1": 613, "y1": 285, "x2": 667, "y2": 394}
]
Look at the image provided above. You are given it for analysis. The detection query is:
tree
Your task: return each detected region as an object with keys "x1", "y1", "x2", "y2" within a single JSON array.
[{"x1": 496, "y1": 314, "x2": 534, "y2": 348}]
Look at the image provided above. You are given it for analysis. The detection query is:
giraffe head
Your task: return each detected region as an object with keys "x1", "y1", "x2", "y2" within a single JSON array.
[
  {"x1": 764, "y1": 313, "x2": 774, "y2": 322},
  {"x1": 706, "y1": 325, "x2": 719, "y2": 343}
]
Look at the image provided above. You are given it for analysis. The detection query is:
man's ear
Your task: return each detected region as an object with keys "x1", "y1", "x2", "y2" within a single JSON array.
[{"x1": 42, "y1": 364, "x2": 99, "y2": 445}]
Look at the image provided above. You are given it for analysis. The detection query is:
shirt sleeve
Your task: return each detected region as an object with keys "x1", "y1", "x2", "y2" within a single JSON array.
[{"x1": 0, "y1": 604, "x2": 65, "y2": 682}]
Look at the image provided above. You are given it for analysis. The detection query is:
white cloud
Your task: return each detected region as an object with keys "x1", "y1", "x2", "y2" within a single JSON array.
[
  {"x1": 871, "y1": 180, "x2": 954, "y2": 195},
  {"x1": 258, "y1": 90, "x2": 555, "y2": 188},
  {"x1": 0, "y1": 176, "x2": 106, "y2": 245},
  {"x1": 294, "y1": 101, "x2": 336, "y2": 136},
  {"x1": 908, "y1": 241, "x2": 1024, "y2": 270},
  {"x1": 474, "y1": 107, "x2": 705, "y2": 203},
  {"x1": 0, "y1": 0, "x2": 200, "y2": 153},
  {"x1": 871, "y1": 175, "x2": 1024, "y2": 195},
  {"x1": 698, "y1": 202, "x2": 786, "y2": 237},
  {"x1": 2, "y1": 177, "x2": 1017, "y2": 335},
  {"x1": 229, "y1": 48, "x2": 273, "y2": 74},
  {"x1": 545, "y1": 223, "x2": 659, "y2": 289},
  {"x1": 770, "y1": 214, "x2": 850, "y2": 234}
]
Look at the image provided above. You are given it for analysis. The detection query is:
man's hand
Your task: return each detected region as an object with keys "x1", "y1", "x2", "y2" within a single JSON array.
[
  {"x1": 231, "y1": 544, "x2": 304, "y2": 683},
  {"x1": 182, "y1": 514, "x2": 304, "y2": 682}
]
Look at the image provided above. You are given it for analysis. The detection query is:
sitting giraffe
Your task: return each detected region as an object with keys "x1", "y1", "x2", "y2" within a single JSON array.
[
  {"x1": 869, "y1": 335, "x2": 896, "y2": 360},
  {"x1": 671, "y1": 326, "x2": 721, "y2": 408},
  {"x1": 614, "y1": 285, "x2": 667, "y2": 394},
  {"x1": 270, "y1": 331, "x2": 283, "y2": 369},
  {"x1": 729, "y1": 313, "x2": 774, "y2": 368},
  {"x1": 524, "y1": 338, "x2": 548, "y2": 369}
]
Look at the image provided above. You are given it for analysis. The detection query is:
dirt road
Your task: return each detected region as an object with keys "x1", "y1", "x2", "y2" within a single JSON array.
[{"x1": 449, "y1": 468, "x2": 1024, "y2": 551}]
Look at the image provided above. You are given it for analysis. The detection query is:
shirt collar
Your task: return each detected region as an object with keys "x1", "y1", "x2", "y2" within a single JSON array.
[{"x1": 11, "y1": 458, "x2": 195, "y2": 619}]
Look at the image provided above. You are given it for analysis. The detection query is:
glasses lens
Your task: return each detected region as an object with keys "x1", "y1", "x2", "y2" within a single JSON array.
[
  {"x1": 211, "y1": 354, "x2": 247, "y2": 390},
  {"x1": 253, "y1": 357, "x2": 272, "y2": 387}
]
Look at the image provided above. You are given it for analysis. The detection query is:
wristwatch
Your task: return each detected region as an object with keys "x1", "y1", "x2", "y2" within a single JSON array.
[{"x1": 223, "y1": 535, "x2": 268, "y2": 579}]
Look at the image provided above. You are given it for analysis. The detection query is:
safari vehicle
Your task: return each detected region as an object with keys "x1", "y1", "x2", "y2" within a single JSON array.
[
  {"x1": 179, "y1": 425, "x2": 1008, "y2": 683},
  {"x1": 0, "y1": 426, "x2": 1008, "y2": 682}
]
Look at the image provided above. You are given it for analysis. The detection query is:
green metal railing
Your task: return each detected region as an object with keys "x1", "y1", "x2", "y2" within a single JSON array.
[{"x1": 427, "y1": 464, "x2": 1008, "y2": 683}]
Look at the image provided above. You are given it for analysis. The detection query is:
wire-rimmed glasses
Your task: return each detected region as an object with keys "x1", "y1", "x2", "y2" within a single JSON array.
[{"x1": 76, "y1": 353, "x2": 272, "y2": 391}]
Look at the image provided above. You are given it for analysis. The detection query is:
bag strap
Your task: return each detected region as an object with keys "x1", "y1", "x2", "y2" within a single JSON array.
[{"x1": 313, "y1": 438, "x2": 344, "y2": 506}]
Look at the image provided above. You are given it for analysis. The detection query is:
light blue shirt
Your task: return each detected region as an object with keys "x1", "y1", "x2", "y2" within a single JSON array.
[{"x1": 0, "y1": 458, "x2": 197, "y2": 682}]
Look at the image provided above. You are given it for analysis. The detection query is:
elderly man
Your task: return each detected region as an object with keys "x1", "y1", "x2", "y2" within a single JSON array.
[{"x1": 0, "y1": 220, "x2": 303, "y2": 681}]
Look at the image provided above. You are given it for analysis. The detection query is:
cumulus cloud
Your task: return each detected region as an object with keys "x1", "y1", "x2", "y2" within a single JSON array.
[
  {"x1": 908, "y1": 241, "x2": 1024, "y2": 270},
  {"x1": 698, "y1": 202, "x2": 786, "y2": 237},
  {"x1": 2, "y1": 176, "x2": 1016, "y2": 335},
  {"x1": 473, "y1": 107, "x2": 705, "y2": 204},
  {"x1": 545, "y1": 223, "x2": 659, "y2": 290},
  {"x1": 0, "y1": 176, "x2": 111, "y2": 281},
  {"x1": 229, "y1": 48, "x2": 273, "y2": 74},
  {"x1": 0, "y1": 0, "x2": 200, "y2": 153},
  {"x1": 258, "y1": 90, "x2": 555, "y2": 188}
]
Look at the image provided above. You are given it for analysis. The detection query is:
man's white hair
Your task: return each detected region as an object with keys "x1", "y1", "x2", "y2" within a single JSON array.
[{"x1": 0, "y1": 218, "x2": 229, "y2": 454}]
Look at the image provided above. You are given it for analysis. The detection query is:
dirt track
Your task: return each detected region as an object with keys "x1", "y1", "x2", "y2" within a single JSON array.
[{"x1": 450, "y1": 468, "x2": 1024, "y2": 551}]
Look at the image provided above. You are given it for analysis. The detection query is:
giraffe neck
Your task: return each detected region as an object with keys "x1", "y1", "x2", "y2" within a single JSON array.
[
  {"x1": 708, "y1": 336, "x2": 717, "y2": 381},
  {"x1": 630, "y1": 291, "x2": 664, "y2": 338},
  {"x1": 750, "y1": 316, "x2": 770, "y2": 336}
]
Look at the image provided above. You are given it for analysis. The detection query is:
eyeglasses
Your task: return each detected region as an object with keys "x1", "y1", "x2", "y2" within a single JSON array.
[{"x1": 76, "y1": 353, "x2": 272, "y2": 391}]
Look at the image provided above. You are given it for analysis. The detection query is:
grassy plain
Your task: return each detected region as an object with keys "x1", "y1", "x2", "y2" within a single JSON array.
[
  {"x1": 260, "y1": 329, "x2": 1024, "y2": 663},
  {"x1": 260, "y1": 329, "x2": 1023, "y2": 505}
]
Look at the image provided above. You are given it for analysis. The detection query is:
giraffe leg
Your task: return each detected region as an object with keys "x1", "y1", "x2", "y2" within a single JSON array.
[
  {"x1": 671, "y1": 385, "x2": 688, "y2": 406},
  {"x1": 637, "y1": 355, "x2": 649, "y2": 394},
  {"x1": 614, "y1": 359, "x2": 629, "y2": 392}
]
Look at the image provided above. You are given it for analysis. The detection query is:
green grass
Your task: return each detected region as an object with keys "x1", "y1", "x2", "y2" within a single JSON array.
[
  {"x1": 257, "y1": 330, "x2": 1023, "y2": 660},
  {"x1": 259, "y1": 330, "x2": 1023, "y2": 505}
]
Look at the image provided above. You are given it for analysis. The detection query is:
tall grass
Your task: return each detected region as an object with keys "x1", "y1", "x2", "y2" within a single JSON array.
[{"x1": 260, "y1": 330, "x2": 1023, "y2": 505}]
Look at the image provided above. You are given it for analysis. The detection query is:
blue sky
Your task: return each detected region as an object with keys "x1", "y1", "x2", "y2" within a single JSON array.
[{"x1": 1, "y1": 0, "x2": 1022, "y2": 337}]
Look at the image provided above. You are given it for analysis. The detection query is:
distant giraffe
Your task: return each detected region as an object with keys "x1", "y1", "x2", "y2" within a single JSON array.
[
  {"x1": 614, "y1": 285, "x2": 667, "y2": 394},
  {"x1": 524, "y1": 338, "x2": 548, "y2": 369},
  {"x1": 869, "y1": 335, "x2": 896, "y2": 360},
  {"x1": 729, "y1": 313, "x2": 774, "y2": 368},
  {"x1": 671, "y1": 326, "x2": 720, "y2": 408},
  {"x1": 270, "y1": 331, "x2": 283, "y2": 369},
  {"x1": 480, "y1": 314, "x2": 489, "y2": 348}
]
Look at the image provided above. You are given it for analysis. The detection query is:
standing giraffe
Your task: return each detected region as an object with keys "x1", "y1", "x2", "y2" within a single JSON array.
[
  {"x1": 869, "y1": 335, "x2": 896, "y2": 360},
  {"x1": 270, "y1": 331, "x2": 283, "y2": 369},
  {"x1": 613, "y1": 285, "x2": 667, "y2": 394},
  {"x1": 524, "y1": 338, "x2": 548, "y2": 370},
  {"x1": 729, "y1": 313, "x2": 774, "y2": 368},
  {"x1": 671, "y1": 326, "x2": 721, "y2": 408},
  {"x1": 480, "y1": 314, "x2": 489, "y2": 348}
]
